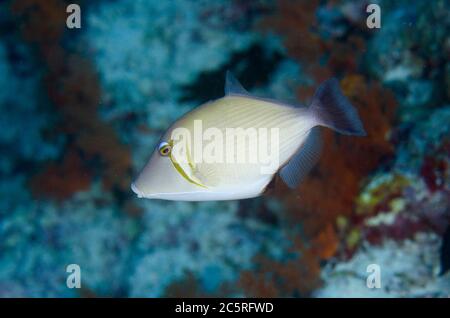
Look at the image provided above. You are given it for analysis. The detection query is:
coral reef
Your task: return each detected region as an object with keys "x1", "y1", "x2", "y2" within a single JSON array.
[
  {"x1": 316, "y1": 233, "x2": 450, "y2": 297},
  {"x1": 127, "y1": 200, "x2": 289, "y2": 297},
  {"x1": 1, "y1": 0, "x2": 293, "y2": 297},
  {"x1": 11, "y1": 0, "x2": 132, "y2": 197},
  {"x1": 239, "y1": 0, "x2": 398, "y2": 296},
  {"x1": 238, "y1": 0, "x2": 449, "y2": 297},
  {"x1": 0, "y1": 0, "x2": 448, "y2": 297},
  {"x1": 0, "y1": 37, "x2": 60, "y2": 170},
  {"x1": 365, "y1": 0, "x2": 449, "y2": 123},
  {"x1": 0, "y1": 182, "x2": 136, "y2": 297}
]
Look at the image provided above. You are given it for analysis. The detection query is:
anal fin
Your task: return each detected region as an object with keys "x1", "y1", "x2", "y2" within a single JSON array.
[{"x1": 279, "y1": 127, "x2": 322, "y2": 189}]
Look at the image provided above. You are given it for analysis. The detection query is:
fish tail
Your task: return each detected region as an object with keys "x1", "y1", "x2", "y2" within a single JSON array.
[{"x1": 309, "y1": 78, "x2": 366, "y2": 136}]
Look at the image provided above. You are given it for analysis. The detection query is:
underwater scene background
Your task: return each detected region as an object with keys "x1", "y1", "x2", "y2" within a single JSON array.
[{"x1": 0, "y1": 0, "x2": 449, "y2": 297}]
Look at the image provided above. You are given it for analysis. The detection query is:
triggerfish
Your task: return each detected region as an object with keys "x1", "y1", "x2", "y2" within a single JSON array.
[{"x1": 131, "y1": 72, "x2": 365, "y2": 201}]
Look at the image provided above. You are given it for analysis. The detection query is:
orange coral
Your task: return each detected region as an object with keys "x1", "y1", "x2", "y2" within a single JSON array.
[
  {"x1": 261, "y1": 0, "x2": 323, "y2": 70},
  {"x1": 240, "y1": 0, "x2": 397, "y2": 296},
  {"x1": 311, "y1": 224, "x2": 339, "y2": 259},
  {"x1": 11, "y1": 0, "x2": 131, "y2": 198},
  {"x1": 30, "y1": 150, "x2": 91, "y2": 200},
  {"x1": 283, "y1": 76, "x2": 397, "y2": 258},
  {"x1": 240, "y1": 238, "x2": 322, "y2": 297},
  {"x1": 163, "y1": 272, "x2": 206, "y2": 298},
  {"x1": 11, "y1": 0, "x2": 66, "y2": 45},
  {"x1": 164, "y1": 271, "x2": 236, "y2": 297},
  {"x1": 290, "y1": 76, "x2": 396, "y2": 220}
]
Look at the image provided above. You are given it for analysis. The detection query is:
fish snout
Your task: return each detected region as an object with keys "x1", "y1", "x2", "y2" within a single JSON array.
[{"x1": 131, "y1": 182, "x2": 145, "y2": 198}]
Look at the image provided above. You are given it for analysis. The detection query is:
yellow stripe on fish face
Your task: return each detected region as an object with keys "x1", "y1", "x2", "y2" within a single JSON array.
[
  {"x1": 185, "y1": 141, "x2": 196, "y2": 171},
  {"x1": 168, "y1": 139, "x2": 207, "y2": 189}
]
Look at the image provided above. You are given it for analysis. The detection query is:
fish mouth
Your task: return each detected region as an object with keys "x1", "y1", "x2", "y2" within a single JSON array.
[
  {"x1": 131, "y1": 182, "x2": 162, "y2": 199},
  {"x1": 131, "y1": 182, "x2": 145, "y2": 198},
  {"x1": 131, "y1": 182, "x2": 209, "y2": 200}
]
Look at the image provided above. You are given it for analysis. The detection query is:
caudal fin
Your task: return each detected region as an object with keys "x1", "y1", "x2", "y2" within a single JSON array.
[{"x1": 309, "y1": 78, "x2": 366, "y2": 136}]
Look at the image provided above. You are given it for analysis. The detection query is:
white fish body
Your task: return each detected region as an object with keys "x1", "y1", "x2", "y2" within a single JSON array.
[{"x1": 131, "y1": 72, "x2": 365, "y2": 201}]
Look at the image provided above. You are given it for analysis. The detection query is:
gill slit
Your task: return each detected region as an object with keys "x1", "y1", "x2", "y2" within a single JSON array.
[{"x1": 168, "y1": 140, "x2": 207, "y2": 189}]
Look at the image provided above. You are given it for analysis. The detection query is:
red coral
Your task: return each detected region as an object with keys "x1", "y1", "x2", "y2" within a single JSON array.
[
  {"x1": 30, "y1": 150, "x2": 91, "y2": 200},
  {"x1": 421, "y1": 156, "x2": 448, "y2": 192},
  {"x1": 11, "y1": 0, "x2": 131, "y2": 198},
  {"x1": 364, "y1": 194, "x2": 450, "y2": 245},
  {"x1": 240, "y1": 239, "x2": 322, "y2": 297},
  {"x1": 363, "y1": 138, "x2": 450, "y2": 244},
  {"x1": 240, "y1": 0, "x2": 397, "y2": 296},
  {"x1": 283, "y1": 8, "x2": 395, "y2": 222}
]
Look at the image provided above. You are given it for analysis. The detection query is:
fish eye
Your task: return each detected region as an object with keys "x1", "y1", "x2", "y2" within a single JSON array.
[{"x1": 158, "y1": 141, "x2": 171, "y2": 157}]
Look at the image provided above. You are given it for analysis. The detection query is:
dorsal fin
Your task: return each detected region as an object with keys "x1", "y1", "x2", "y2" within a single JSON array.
[
  {"x1": 279, "y1": 127, "x2": 322, "y2": 189},
  {"x1": 225, "y1": 71, "x2": 249, "y2": 96},
  {"x1": 224, "y1": 71, "x2": 305, "y2": 109}
]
